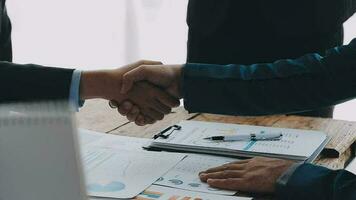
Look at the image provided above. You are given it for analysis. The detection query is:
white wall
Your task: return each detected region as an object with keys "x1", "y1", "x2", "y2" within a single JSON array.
[{"x1": 7, "y1": 0, "x2": 188, "y2": 69}]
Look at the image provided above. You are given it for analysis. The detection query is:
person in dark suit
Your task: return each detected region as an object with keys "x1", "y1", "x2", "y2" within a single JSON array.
[
  {"x1": 0, "y1": 0, "x2": 179, "y2": 123},
  {"x1": 186, "y1": 0, "x2": 356, "y2": 118},
  {"x1": 117, "y1": 38, "x2": 356, "y2": 199},
  {"x1": 119, "y1": 38, "x2": 356, "y2": 118}
]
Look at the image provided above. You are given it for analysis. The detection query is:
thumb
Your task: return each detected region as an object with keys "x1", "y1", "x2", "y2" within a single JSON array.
[
  {"x1": 121, "y1": 66, "x2": 150, "y2": 94},
  {"x1": 120, "y1": 60, "x2": 163, "y2": 73}
]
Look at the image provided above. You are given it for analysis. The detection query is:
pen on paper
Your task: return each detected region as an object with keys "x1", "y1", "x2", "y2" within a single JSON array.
[{"x1": 204, "y1": 132, "x2": 283, "y2": 141}]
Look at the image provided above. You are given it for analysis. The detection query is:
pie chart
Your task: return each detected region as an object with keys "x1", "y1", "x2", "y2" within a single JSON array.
[{"x1": 87, "y1": 181, "x2": 126, "y2": 192}]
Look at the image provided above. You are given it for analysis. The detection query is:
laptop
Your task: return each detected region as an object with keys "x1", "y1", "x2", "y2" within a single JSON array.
[{"x1": 0, "y1": 102, "x2": 87, "y2": 200}]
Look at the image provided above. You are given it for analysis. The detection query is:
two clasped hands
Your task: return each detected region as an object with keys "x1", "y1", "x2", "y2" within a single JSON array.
[
  {"x1": 117, "y1": 62, "x2": 183, "y2": 125},
  {"x1": 80, "y1": 60, "x2": 183, "y2": 126}
]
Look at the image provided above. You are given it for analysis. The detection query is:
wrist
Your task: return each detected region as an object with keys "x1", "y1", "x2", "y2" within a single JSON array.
[
  {"x1": 166, "y1": 64, "x2": 184, "y2": 98},
  {"x1": 275, "y1": 163, "x2": 302, "y2": 194},
  {"x1": 176, "y1": 64, "x2": 184, "y2": 98},
  {"x1": 80, "y1": 69, "x2": 122, "y2": 100}
]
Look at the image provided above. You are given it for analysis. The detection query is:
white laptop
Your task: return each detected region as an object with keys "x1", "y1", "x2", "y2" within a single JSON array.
[{"x1": 0, "y1": 102, "x2": 87, "y2": 200}]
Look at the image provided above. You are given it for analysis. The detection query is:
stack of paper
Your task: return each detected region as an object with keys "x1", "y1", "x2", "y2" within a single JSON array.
[
  {"x1": 148, "y1": 120, "x2": 330, "y2": 162},
  {"x1": 78, "y1": 130, "x2": 186, "y2": 199},
  {"x1": 134, "y1": 185, "x2": 250, "y2": 200},
  {"x1": 90, "y1": 185, "x2": 251, "y2": 200}
]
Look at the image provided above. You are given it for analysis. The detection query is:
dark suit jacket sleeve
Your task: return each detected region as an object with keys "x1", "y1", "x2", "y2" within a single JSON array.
[
  {"x1": 276, "y1": 163, "x2": 356, "y2": 200},
  {"x1": 315, "y1": 0, "x2": 356, "y2": 32},
  {"x1": 183, "y1": 39, "x2": 356, "y2": 116},
  {"x1": 0, "y1": 61, "x2": 74, "y2": 103}
]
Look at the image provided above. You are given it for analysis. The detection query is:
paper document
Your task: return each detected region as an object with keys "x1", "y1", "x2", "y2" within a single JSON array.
[
  {"x1": 150, "y1": 121, "x2": 329, "y2": 161},
  {"x1": 155, "y1": 154, "x2": 238, "y2": 195},
  {"x1": 82, "y1": 146, "x2": 185, "y2": 199},
  {"x1": 135, "y1": 185, "x2": 251, "y2": 200},
  {"x1": 90, "y1": 185, "x2": 251, "y2": 200},
  {"x1": 78, "y1": 129, "x2": 150, "y2": 152},
  {"x1": 78, "y1": 129, "x2": 106, "y2": 146}
]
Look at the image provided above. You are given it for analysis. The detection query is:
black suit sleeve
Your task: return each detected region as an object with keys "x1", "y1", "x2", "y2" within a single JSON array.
[
  {"x1": 0, "y1": 61, "x2": 74, "y2": 103},
  {"x1": 183, "y1": 39, "x2": 356, "y2": 116},
  {"x1": 276, "y1": 163, "x2": 356, "y2": 200}
]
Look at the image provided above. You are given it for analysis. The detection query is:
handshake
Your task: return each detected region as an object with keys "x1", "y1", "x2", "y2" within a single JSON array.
[{"x1": 80, "y1": 60, "x2": 184, "y2": 126}]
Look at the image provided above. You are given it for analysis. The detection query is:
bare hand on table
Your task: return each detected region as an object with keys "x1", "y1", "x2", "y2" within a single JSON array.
[{"x1": 199, "y1": 157, "x2": 295, "y2": 194}]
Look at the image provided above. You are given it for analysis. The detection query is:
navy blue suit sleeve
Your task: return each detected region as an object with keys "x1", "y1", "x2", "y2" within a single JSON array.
[
  {"x1": 183, "y1": 39, "x2": 356, "y2": 116},
  {"x1": 0, "y1": 62, "x2": 74, "y2": 103},
  {"x1": 276, "y1": 163, "x2": 356, "y2": 200}
]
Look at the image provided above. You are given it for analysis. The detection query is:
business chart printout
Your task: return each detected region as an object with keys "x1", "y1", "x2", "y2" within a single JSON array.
[
  {"x1": 82, "y1": 147, "x2": 185, "y2": 199},
  {"x1": 155, "y1": 154, "x2": 238, "y2": 195}
]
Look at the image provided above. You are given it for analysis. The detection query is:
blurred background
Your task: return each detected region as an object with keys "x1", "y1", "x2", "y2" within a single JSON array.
[{"x1": 6, "y1": 0, "x2": 356, "y2": 121}]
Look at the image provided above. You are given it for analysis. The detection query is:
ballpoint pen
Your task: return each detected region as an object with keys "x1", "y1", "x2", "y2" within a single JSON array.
[{"x1": 204, "y1": 131, "x2": 283, "y2": 141}]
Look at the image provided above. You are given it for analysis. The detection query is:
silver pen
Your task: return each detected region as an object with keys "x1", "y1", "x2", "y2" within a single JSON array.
[{"x1": 204, "y1": 131, "x2": 283, "y2": 141}]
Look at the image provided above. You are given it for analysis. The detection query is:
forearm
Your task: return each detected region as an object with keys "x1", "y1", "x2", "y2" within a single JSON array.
[
  {"x1": 0, "y1": 61, "x2": 121, "y2": 105},
  {"x1": 183, "y1": 39, "x2": 356, "y2": 116},
  {"x1": 276, "y1": 163, "x2": 356, "y2": 200},
  {"x1": 0, "y1": 62, "x2": 74, "y2": 102},
  {"x1": 80, "y1": 69, "x2": 121, "y2": 101}
]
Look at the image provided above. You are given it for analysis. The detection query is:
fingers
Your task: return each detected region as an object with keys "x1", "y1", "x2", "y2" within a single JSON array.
[
  {"x1": 200, "y1": 170, "x2": 244, "y2": 182},
  {"x1": 156, "y1": 93, "x2": 180, "y2": 108},
  {"x1": 135, "y1": 115, "x2": 146, "y2": 126},
  {"x1": 202, "y1": 157, "x2": 295, "y2": 194},
  {"x1": 230, "y1": 159, "x2": 252, "y2": 164},
  {"x1": 206, "y1": 178, "x2": 244, "y2": 191},
  {"x1": 116, "y1": 101, "x2": 158, "y2": 125},
  {"x1": 135, "y1": 60, "x2": 162, "y2": 66},
  {"x1": 121, "y1": 66, "x2": 151, "y2": 94},
  {"x1": 144, "y1": 108, "x2": 164, "y2": 121},
  {"x1": 125, "y1": 106, "x2": 158, "y2": 125},
  {"x1": 143, "y1": 116, "x2": 156, "y2": 124},
  {"x1": 151, "y1": 84, "x2": 180, "y2": 110},
  {"x1": 115, "y1": 102, "x2": 155, "y2": 126},
  {"x1": 200, "y1": 162, "x2": 247, "y2": 174},
  {"x1": 114, "y1": 100, "x2": 141, "y2": 123},
  {"x1": 117, "y1": 99, "x2": 167, "y2": 124},
  {"x1": 118, "y1": 81, "x2": 177, "y2": 124},
  {"x1": 126, "y1": 106, "x2": 140, "y2": 121},
  {"x1": 117, "y1": 101, "x2": 134, "y2": 116},
  {"x1": 123, "y1": 60, "x2": 162, "y2": 71},
  {"x1": 121, "y1": 59, "x2": 165, "y2": 94},
  {"x1": 151, "y1": 99, "x2": 172, "y2": 115}
]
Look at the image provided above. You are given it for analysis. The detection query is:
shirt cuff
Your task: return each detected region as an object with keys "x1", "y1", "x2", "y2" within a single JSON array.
[
  {"x1": 276, "y1": 162, "x2": 303, "y2": 190},
  {"x1": 69, "y1": 69, "x2": 85, "y2": 111}
]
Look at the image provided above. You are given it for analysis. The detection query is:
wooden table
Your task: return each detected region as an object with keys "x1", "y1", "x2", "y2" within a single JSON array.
[{"x1": 77, "y1": 99, "x2": 356, "y2": 198}]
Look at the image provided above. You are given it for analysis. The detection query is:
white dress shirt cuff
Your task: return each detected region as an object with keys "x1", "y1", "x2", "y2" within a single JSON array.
[{"x1": 69, "y1": 69, "x2": 85, "y2": 111}]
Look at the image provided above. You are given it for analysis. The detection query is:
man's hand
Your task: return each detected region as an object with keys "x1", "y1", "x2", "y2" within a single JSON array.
[
  {"x1": 79, "y1": 60, "x2": 179, "y2": 123},
  {"x1": 199, "y1": 157, "x2": 295, "y2": 194},
  {"x1": 121, "y1": 64, "x2": 184, "y2": 98},
  {"x1": 114, "y1": 64, "x2": 183, "y2": 125},
  {"x1": 123, "y1": 81, "x2": 179, "y2": 123}
]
